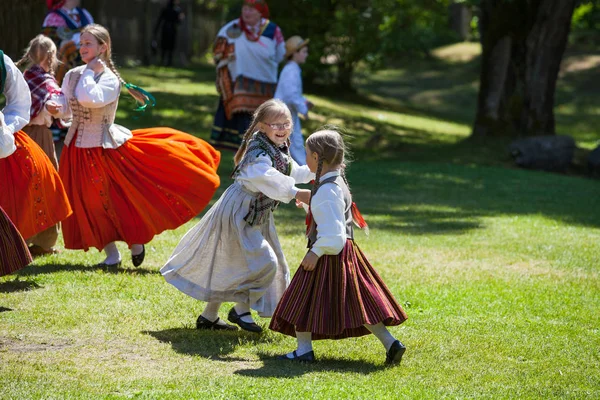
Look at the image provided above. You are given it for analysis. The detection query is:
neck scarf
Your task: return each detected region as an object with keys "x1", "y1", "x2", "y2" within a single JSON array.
[
  {"x1": 23, "y1": 65, "x2": 62, "y2": 119},
  {"x1": 233, "y1": 131, "x2": 291, "y2": 226}
]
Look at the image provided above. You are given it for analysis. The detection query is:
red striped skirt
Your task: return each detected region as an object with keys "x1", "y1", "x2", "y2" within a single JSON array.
[
  {"x1": 59, "y1": 127, "x2": 221, "y2": 251},
  {"x1": 269, "y1": 240, "x2": 408, "y2": 340},
  {"x1": 0, "y1": 206, "x2": 32, "y2": 277}
]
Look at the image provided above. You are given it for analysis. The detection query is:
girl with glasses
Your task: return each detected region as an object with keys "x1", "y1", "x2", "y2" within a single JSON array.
[{"x1": 162, "y1": 99, "x2": 314, "y2": 333}]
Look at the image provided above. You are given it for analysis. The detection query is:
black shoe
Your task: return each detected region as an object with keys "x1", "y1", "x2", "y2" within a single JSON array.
[
  {"x1": 385, "y1": 340, "x2": 406, "y2": 365},
  {"x1": 276, "y1": 350, "x2": 315, "y2": 363},
  {"x1": 132, "y1": 245, "x2": 145, "y2": 267},
  {"x1": 196, "y1": 315, "x2": 238, "y2": 330},
  {"x1": 227, "y1": 307, "x2": 263, "y2": 333},
  {"x1": 95, "y1": 260, "x2": 122, "y2": 268}
]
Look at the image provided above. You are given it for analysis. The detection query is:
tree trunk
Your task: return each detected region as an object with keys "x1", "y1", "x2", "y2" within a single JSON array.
[
  {"x1": 472, "y1": 0, "x2": 577, "y2": 139},
  {"x1": 0, "y1": 0, "x2": 46, "y2": 59}
]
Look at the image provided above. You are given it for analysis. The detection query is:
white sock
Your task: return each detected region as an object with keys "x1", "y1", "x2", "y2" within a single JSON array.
[
  {"x1": 365, "y1": 323, "x2": 396, "y2": 351},
  {"x1": 234, "y1": 302, "x2": 255, "y2": 323},
  {"x1": 131, "y1": 244, "x2": 144, "y2": 256},
  {"x1": 102, "y1": 242, "x2": 121, "y2": 264},
  {"x1": 200, "y1": 302, "x2": 230, "y2": 327},
  {"x1": 285, "y1": 331, "x2": 313, "y2": 358}
]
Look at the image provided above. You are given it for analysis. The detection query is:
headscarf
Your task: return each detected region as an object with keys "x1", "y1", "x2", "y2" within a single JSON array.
[
  {"x1": 244, "y1": 0, "x2": 270, "y2": 19},
  {"x1": 46, "y1": 0, "x2": 66, "y2": 10}
]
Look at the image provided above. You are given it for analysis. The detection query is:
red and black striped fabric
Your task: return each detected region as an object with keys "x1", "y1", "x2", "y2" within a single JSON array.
[{"x1": 0, "y1": 206, "x2": 32, "y2": 277}]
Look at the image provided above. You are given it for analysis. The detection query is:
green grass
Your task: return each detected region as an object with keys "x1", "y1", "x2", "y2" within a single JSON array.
[{"x1": 2, "y1": 52, "x2": 600, "y2": 399}]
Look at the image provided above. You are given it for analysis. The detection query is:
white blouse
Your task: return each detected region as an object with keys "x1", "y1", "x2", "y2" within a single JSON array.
[
  {"x1": 309, "y1": 170, "x2": 347, "y2": 257},
  {"x1": 1, "y1": 54, "x2": 31, "y2": 135},
  {"x1": 29, "y1": 92, "x2": 69, "y2": 127},
  {"x1": 0, "y1": 111, "x2": 15, "y2": 158},
  {"x1": 62, "y1": 68, "x2": 120, "y2": 111},
  {"x1": 274, "y1": 61, "x2": 308, "y2": 116},
  {"x1": 236, "y1": 155, "x2": 314, "y2": 203}
]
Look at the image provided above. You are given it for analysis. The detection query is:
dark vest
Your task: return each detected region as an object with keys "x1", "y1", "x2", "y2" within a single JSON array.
[
  {"x1": 0, "y1": 50, "x2": 6, "y2": 94},
  {"x1": 307, "y1": 174, "x2": 354, "y2": 248}
]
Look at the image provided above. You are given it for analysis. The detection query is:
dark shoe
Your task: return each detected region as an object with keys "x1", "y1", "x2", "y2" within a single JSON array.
[
  {"x1": 276, "y1": 350, "x2": 315, "y2": 363},
  {"x1": 227, "y1": 307, "x2": 262, "y2": 333},
  {"x1": 386, "y1": 340, "x2": 406, "y2": 365},
  {"x1": 28, "y1": 245, "x2": 61, "y2": 258},
  {"x1": 132, "y1": 245, "x2": 145, "y2": 267},
  {"x1": 95, "y1": 260, "x2": 122, "y2": 268},
  {"x1": 196, "y1": 315, "x2": 238, "y2": 331}
]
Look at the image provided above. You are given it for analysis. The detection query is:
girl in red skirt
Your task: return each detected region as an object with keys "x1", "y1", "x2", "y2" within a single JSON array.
[
  {"x1": 0, "y1": 51, "x2": 72, "y2": 254},
  {"x1": 270, "y1": 129, "x2": 408, "y2": 364},
  {"x1": 58, "y1": 24, "x2": 221, "y2": 267},
  {"x1": 1, "y1": 112, "x2": 32, "y2": 275}
]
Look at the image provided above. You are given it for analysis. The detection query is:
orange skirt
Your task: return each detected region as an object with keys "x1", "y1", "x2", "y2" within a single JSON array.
[
  {"x1": 0, "y1": 130, "x2": 72, "y2": 240},
  {"x1": 59, "y1": 127, "x2": 221, "y2": 251}
]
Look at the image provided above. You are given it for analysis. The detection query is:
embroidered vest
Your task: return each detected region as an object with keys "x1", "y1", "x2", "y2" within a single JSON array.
[
  {"x1": 51, "y1": 7, "x2": 91, "y2": 30},
  {"x1": 63, "y1": 66, "x2": 132, "y2": 149},
  {"x1": 306, "y1": 175, "x2": 354, "y2": 248}
]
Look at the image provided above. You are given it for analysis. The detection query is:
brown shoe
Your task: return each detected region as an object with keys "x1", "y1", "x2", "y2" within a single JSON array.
[{"x1": 28, "y1": 245, "x2": 61, "y2": 258}]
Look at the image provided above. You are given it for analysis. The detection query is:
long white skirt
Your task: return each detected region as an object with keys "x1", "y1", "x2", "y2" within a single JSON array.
[{"x1": 161, "y1": 182, "x2": 290, "y2": 317}]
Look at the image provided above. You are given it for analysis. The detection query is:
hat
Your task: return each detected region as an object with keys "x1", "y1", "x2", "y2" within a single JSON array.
[
  {"x1": 243, "y1": 0, "x2": 270, "y2": 19},
  {"x1": 46, "y1": 0, "x2": 66, "y2": 10},
  {"x1": 285, "y1": 36, "x2": 310, "y2": 58}
]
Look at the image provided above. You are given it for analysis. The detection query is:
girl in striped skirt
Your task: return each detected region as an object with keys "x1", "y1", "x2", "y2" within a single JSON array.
[{"x1": 270, "y1": 129, "x2": 408, "y2": 364}]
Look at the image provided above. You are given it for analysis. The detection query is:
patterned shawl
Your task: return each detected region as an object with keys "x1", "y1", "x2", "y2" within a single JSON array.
[
  {"x1": 23, "y1": 65, "x2": 62, "y2": 120},
  {"x1": 233, "y1": 131, "x2": 292, "y2": 226}
]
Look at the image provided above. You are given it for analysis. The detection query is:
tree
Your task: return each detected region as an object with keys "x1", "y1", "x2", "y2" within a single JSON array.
[{"x1": 472, "y1": 0, "x2": 578, "y2": 139}]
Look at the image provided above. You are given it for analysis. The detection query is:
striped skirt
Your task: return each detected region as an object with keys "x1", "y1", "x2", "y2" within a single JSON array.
[
  {"x1": 269, "y1": 240, "x2": 408, "y2": 340},
  {"x1": 0, "y1": 206, "x2": 32, "y2": 277}
]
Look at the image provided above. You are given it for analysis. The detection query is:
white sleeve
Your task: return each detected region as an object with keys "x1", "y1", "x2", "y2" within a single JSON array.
[
  {"x1": 60, "y1": 72, "x2": 73, "y2": 120},
  {"x1": 48, "y1": 92, "x2": 70, "y2": 119},
  {"x1": 290, "y1": 158, "x2": 314, "y2": 183},
  {"x1": 237, "y1": 155, "x2": 300, "y2": 203},
  {"x1": 2, "y1": 55, "x2": 31, "y2": 134},
  {"x1": 310, "y1": 184, "x2": 347, "y2": 257},
  {"x1": 74, "y1": 69, "x2": 120, "y2": 108},
  {"x1": 277, "y1": 65, "x2": 308, "y2": 116},
  {"x1": 0, "y1": 112, "x2": 16, "y2": 158}
]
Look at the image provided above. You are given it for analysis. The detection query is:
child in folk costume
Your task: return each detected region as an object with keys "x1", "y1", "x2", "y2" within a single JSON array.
[
  {"x1": 42, "y1": 0, "x2": 94, "y2": 84},
  {"x1": 58, "y1": 24, "x2": 221, "y2": 268},
  {"x1": 0, "y1": 50, "x2": 72, "y2": 253},
  {"x1": 17, "y1": 35, "x2": 70, "y2": 256},
  {"x1": 270, "y1": 129, "x2": 408, "y2": 364},
  {"x1": 0, "y1": 111, "x2": 33, "y2": 276},
  {"x1": 162, "y1": 99, "x2": 313, "y2": 333},
  {"x1": 274, "y1": 36, "x2": 313, "y2": 165}
]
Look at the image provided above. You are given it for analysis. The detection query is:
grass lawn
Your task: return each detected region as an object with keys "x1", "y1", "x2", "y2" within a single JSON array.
[{"x1": 1, "y1": 47, "x2": 599, "y2": 399}]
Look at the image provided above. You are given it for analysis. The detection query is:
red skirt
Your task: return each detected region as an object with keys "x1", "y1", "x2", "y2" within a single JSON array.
[
  {"x1": 0, "y1": 206, "x2": 32, "y2": 277},
  {"x1": 0, "y1": 130, "x2": 72, "y2": 240},
  {"x1": 269, "y1": 240, "x2": 408, "y2": 340},
  {"x1": 58, "y1": 128, "x2": 221, "y2": 251}
]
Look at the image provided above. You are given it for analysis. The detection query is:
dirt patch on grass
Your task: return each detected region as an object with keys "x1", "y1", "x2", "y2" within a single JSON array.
[{"x1": 0, "y1": 336, "x2": 73, "y2": 353}]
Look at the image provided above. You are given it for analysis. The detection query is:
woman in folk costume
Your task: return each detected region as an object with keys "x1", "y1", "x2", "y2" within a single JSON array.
[
  {"x1": 274, "y1": 36, "x2": 313, "y2": 165},
  {"x1": 59, "y1": 24, "x2": 221, "y2": 268},
  {"x1": 17, "y1": 35, "x2": 70, "y2": 256},
  {"x1": 270, "y1": 129, "x2": 408, "y2": 364},
  {"x1": 0, "y1": 50, "x2": 72, "y2": 254},
  {"x1": 162, "y1": 99, "x2": 313, "y2": 333},
  {"x1": 0, "y1": 111, "x2": 33, "y2": 276},
  {"x1": 210, "y1": 0, "x2": 286, "y2": 150},
  {"x1": 42, "y1": 0, "x2": 94, "y2": 84}
]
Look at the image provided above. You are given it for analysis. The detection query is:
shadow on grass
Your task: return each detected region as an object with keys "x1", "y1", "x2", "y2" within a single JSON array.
[
  {"x1": 144, "y1": 328, "x2": 273, "y2": 361},
  {"x1": 0, "y1": 278, "x2": 42, "y2": 293},
  {"x1": 16, "y1": 262, "x2": 160, "y2": 277},
  {"x1": 0, "y1": 307, "x2": 13, "y2": 312},
  {"x1": 233, "y1": 351, "x2": 385, "y2": 378}
]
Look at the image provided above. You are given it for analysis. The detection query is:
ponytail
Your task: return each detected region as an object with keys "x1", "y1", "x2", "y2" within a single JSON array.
[{"x1": 100, "y1": 58, "x2": 155, "y2": 111}]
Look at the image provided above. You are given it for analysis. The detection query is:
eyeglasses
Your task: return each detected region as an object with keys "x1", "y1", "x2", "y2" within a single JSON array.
[{"x1": 265, "y1": 122, "x2": 291, "y2": 131}]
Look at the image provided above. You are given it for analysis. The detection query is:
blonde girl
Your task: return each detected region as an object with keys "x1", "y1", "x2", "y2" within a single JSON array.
[
  {"x1": 17, "y1": 34, "x2": 71, "y2": 255},
  {"x1": 162, "y1": 99, "x2": 313, "y2": 333},
  {"x1": 270, "y1": 128, "x2": 408, "y2": 364},
  {"x1": 58, "y1": 24, "x2": 221, "y2": 267}
]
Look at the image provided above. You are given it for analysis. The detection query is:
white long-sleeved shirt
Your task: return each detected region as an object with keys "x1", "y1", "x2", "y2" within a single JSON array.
[
  {"x1": 1, "y1": 54, "x2": 31, "y2": 157},
  {"x1": 274, "y1": 61, "x2": 308, "y2": 116},
  {"x1": 29, "y1": 92, "x2": 69, "y2": 127},
  {"x1": 2, "y1": 55, "x2": 31, "y2": 135},
  {"x1": 236, "y1": 155, "x2": 314, "y2": 203},
  {"x1": 309, "y1": 170, "x2": 347, "y2": 257}
]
